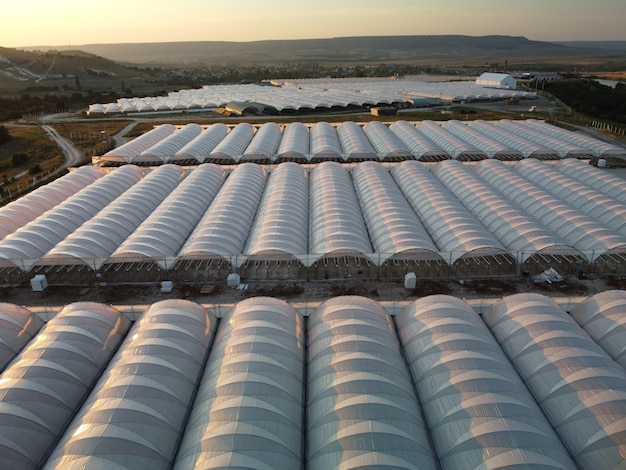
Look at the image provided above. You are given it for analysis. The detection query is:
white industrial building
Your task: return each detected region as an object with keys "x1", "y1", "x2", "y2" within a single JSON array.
[{"x1": 475, "y1": 72, "x2": 517, "y2": 88}]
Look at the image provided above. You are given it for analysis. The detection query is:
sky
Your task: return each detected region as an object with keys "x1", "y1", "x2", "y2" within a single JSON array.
[{"x1": 2, "y1": 0, "x2": 626, "y2": 48}]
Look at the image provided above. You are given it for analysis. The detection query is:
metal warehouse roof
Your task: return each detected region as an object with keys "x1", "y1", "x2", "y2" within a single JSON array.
[{"x1": 1, "y1": 293, "x2": 625, "y2": 468}]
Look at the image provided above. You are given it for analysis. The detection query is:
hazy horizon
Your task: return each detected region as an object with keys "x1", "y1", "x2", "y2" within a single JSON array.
[{"x1": 3, "y1": 0, "x2": 626, "y2": 49}]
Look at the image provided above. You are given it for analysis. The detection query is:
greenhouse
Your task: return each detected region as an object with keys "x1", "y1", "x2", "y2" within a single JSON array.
[
  {"x1": 1, "y1": 293, "x2": 625, "y2": 468},
  {"x1": 93, "y1": 119, "x2": 607, "y2": 166},
  {"x1": 483, "y1": 293, "x2": 626, "y2": 470},
  {"x1": 0, "y1": 302, "x2": 131, "y2": 470},
  {"x1": 396, "y1": 295, "x2": 575, "y2": 470},
  {"x1": 44, "y1": 300, "x2": 216, "y2": 469}
]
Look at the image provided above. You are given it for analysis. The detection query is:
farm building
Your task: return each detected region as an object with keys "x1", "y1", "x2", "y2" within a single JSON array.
[{"x1": 475, "y1": 72, "x2": 517, "y2": 88}]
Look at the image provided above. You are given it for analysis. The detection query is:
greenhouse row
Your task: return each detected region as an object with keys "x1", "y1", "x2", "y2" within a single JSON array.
[
  {"x1": 2, "y1": 158, "x2": 626, "y2": 284},
  {"x1": 87, "y1": 78, "x2": 535, "y2": 115},
  {"x1": 96, "y1": 119, "x2": 626, "y2": 165},
  {"x1": 1, "y1": 291, "x2": 625, "y2": 469}
]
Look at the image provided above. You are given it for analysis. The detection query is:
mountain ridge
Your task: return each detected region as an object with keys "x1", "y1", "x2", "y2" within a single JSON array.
[{"x1": 17, "y1": 35, "x2": 621, "y2": 65}]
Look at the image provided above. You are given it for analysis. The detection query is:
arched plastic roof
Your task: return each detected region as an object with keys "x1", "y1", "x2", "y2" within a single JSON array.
[
  {"x1": 43, "y1": 165, "x2": 183, "y2": 267},
  {"x1": 556, "y1": 158, "x2": 626, "y2": 204},
  {"x1": 392, "y1": 160, "x2": 506, "y2": 263},
  {"x1": 45, "y1": 300, "x2": 217, "y2": 470},
  {"x1": 0, "y1": 166, "x2": 104, "y2": 241},
  {"x1": 432, "y1": 160, "x2": 575, "y2": 261},
  {"x1": 276, "y1": 122, "x2": 310, "y2": 161},
  {"x1": 396, "y1": 295, "x2": 575, "y2": 470},
  {"x1": 483, "y1": 293, "x2": 626, "y2": 470},
  {"x1": 496, "y1": 120, "x2": 591, "y2": 158},
  {"x1": 475, "y1": 159, "x2": 626, "y2": 261},
  {"x1": 110, "y1": 164, "x2": 226, "y2": 267},
  {"x1": 525, "y1": 119, "x2": 626, "y2": 157},
  {"x1": 0, "y1": 165, "x2": 142, "y2": 270},
  {"x1": 309, "y1": 161, "x2": 372, "y2": 260},
  {"x1": 244, "y1": 162, "x2": 309, "y2": 260},
  {"x1": 310, "y1": 122, "x2": 342, "y2": 160},
  {"x1": 209, "y1": 123, "x2": 254, "y2": 162},
  {"x1": 352, "y1": 161, "x2": 440, "y2": 262},
  {"x1": 570, "y1": 290, "x2": 626, "y2": 370},
  {"x1": 104, "y1": 124, "x2": 176, "y2": 163},
  {"x1": 515, "y1": 158, "x2": 626, "y2": 235},
  {"x1": 179, "y1": 163, "x2": 267, "y2": 261},
  {"x1": 138, "y1": 123, "x2": 202, "y2": 162},
  {"x1": 417, "y1": 120, "x2": 485, "y2": 160},
  {"x1": 389, "y1": 120, "x2": 449, "y2": 160},
  {"x1": 307, "y1": 296, "x2": 437, "y2": 470},
  {"x1": 363, "y1": 121, "x2": 412, "y2": 160},
  {"x1": 358, "y1": 164, "x2": 433, "y2": 259},
  {"x1": 336, "y1": 121, "x2": 377, "y2": 160},
  {"x1": 174, "y1": 297, "x2": 304, "y2": 470},
  {"x1": 0, "y1": 302, "x2": 131, "y2": 469},
  {"x1": 0, "y1": 303, "x2": 43, "y2": 372},
  {"x1": 470, "y1": 120, "x2": 557, "y2": 158},
  {"x1": 242, "y1": 122, "x2": 282, "y2": 161},
  {"x1": 443, "y1": 119, "x2": 523, "y2": 159},
  {"x1": 174, "y1": 123, "x2": 228, "y2": 163}
]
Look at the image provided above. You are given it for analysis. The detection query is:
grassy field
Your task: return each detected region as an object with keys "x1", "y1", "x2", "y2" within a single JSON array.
[{"x1": 0, "y1": 124, "x2": 63, "y2": 200}]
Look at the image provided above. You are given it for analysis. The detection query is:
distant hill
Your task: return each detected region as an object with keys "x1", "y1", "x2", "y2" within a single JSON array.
[
  {"x1": 555, "y1": 41, "x2": 626, "y2": 51},
  {"x1": 22, "y1": 35, "x2": 617, "y2": 65}
]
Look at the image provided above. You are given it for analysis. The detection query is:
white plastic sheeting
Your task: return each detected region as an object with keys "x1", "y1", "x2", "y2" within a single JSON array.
[
  {"x1": 515, "y1": 158, "x2": 626, "y2": 235},
  {"x1": 307, "y1": 296, "x2": 437, "y2": 470},
  {"x1": 43, "y1": 165, "x2": 183, "y2": 267},
  {"x1": 396, "y1": 295, "x2": 575, "y2": 470},
  {"x1": 352, "y1": 161, "x2": 440, "y2": 262},
  {"x1": 0, "y1": 303, "x2": 44, "y2": 372},
  {"x1": 179, "y1": 163, "x2": 267, "y2": 260},
  {"x1": 570, "y1": 290, "x2": 626, "y2": 370},
  {"x1": 276, "y1": 122, "x2": 309, "y2": 161},
  {"x1": 0, "y1": 165, "x2": 142, "y2": 270},
  {"x1": 310, "y1": 122, "x2": 343, "y2": 160},
  {"x1": 103, "y1": 124, "x2": 176, "y2": 163},
  {"x1": 0, "y1": 302, "x2": 131, "y2": 470},
  {"x1": 110, "y1": 164, "x2": 226, "y2": 267},
  {"x1": 483, "y1": 293, "x2": 626, "y2": 470},
  {"x1": 443, "y1": 120, "x2": 522, "y2": 159},
  {"x1": 525, "y1": 119, "x2": 626, "y2": 157},
  {"x1": 244, "y1": 162, "x2": 309, "y2": 260},
  {"x1": 432, "y1": 160, "x2": 573, "y2": 262},
  {"x1": 0, "y1": 166, "x2": 104, "y2": 241},
  {"x1": 209, "y1": 123, "x2": 254, "y2": 162},
  {"x1": 392, "y1": 160, "x2": 506, "y2": 263},
  {"x1": 363, "y1": 121, "x2": 412, "y2": 160},
  {"x1": 242, "y1": 122, "x2": 282, "y2": 161},
  {"x1": 336, "y1": 121, "x2": 377, "y2": 160},
  {"x1": 475, "y1": 159, "x2": 626, "y2": 261},
  {"x1": 309, "y1": 161, "x2": 372, "y2": 259},
  {"x1": 138, "y1": 123, "x2": 202, "y2": 162},
  {"x1": 556, "y1": 158, "x2": 626, "y2": 205},
  {"x1": 45, "y1": 300, "x2": 217, "y2": 470},
  {"x1": 389, "y1": 121, "x2": 449, "y2": 160},
  {"x1": 417, "y1": 120, "x2": 485, "y2": 160},
  {"x1": 174, "y1": 297, "x2": 304, "y2": 470},
  {"x1": 496, "y1": 120, "x2": 591, "y2": 158},
  {"x1": 174, "y1": 124, "x2": 229, "y2": 163},
  {"x1": 470, "y1": 119, "x2": 557, "y2": 158}
]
